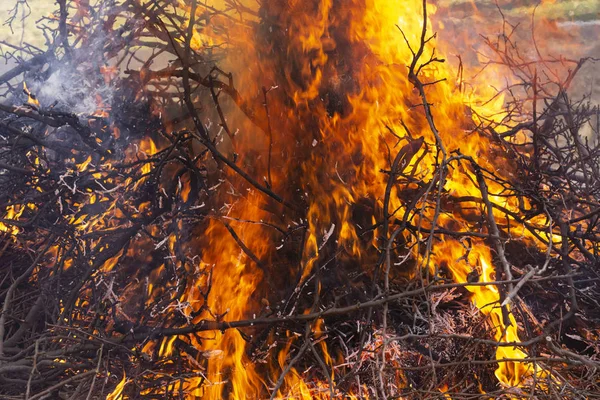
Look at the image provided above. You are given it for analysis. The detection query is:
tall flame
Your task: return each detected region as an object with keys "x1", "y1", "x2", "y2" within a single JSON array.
[{"x1": 136, "y1": 0, "x2": 558, "y2": 396}]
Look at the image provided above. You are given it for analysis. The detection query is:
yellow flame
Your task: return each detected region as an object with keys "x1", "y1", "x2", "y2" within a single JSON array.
[
  {"x1": 0, "y1": 205, "x2": 26, "y2": 236},
  {"x1": 106, "y1": 373, "x2": 127, "y2": 400},
  {"x1": 23, "y1": 82, "x2": 40, "y2": 107},
  {"x1": 122, "y1": 0, "x2": 569, "y2": 396}
]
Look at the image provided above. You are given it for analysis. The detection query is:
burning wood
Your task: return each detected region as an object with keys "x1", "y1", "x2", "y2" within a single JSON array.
[{"x1": 0, "y1": 0, "x2": 599, "y2": 398}]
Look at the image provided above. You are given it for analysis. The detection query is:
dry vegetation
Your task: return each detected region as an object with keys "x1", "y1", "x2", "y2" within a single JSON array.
[{"x1": 0, "y1": 1, "x2": 599, "y2": 399}]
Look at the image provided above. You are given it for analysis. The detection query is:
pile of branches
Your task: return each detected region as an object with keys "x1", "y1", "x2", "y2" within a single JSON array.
[{"x1": 0, "y1": 0, "x2": 599, "y2": 398}]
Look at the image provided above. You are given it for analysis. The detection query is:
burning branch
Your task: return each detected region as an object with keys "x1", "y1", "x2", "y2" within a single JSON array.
[{"x1": 0, "y1": 0, "x2": 599, "y2": 398}]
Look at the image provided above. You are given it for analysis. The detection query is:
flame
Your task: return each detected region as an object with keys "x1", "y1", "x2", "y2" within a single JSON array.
[
  {"x1": 23, "y1": 82, "x2": 40, "y2": 108},
  {"x1": 0, "y1": 205, "x2": 27, "y2": 236},
  {"x1": 100, "y1": 65, "x2": 119, "y2": 85},
  {"x1": 0, "y1": 0, "x2": 590, "y2": 397},
  {"x1": 189, "y1": 220, "x2": 266, "y2": 399},
  {"x1": 439, "y1": 384, "x2": 452, "y2": 399},
  {"x1": 77, "y1": 155, "x2": 93, "y2": 172},
  {"x1": 155, "y1": 0, "x2": 546, "y2": 396},
  {"x1": 138, "y1": 137, "x2": 158, "y2": 176},
  {"x1": 429, "y1": 240, "x2": 533, "y2": 385},
  {"x1": 93, "y1": 94, "x2": 110, "y2": 118},
  {"x1": 106, "y1": 373, "x2": 127, "y2": 400},
  {"x1": 59, "y1": 0, "x2": 590, "y2": 397}
]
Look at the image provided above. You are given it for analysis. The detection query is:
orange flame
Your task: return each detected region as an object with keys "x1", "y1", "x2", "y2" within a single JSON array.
[
  {"x1": 23, "y1": 82, "x2": 40, "y2": 108},
  {"x1": 166, "y1": 0, "x2": 542, "y2": 395},
  {"x1": 92, "y1": 0, "x2": 589, "y2": 396}
]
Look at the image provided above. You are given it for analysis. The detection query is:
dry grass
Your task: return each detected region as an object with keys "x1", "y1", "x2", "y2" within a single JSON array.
[
  {"x1": 1, "y1": 1, "x2": 55, "y2": 41},
  {"x1": 439, "y1": 0, "x2": 600, "y2": 21}
]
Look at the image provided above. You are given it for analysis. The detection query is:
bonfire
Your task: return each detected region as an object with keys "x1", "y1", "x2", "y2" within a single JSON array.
[{"x1": 0, "y1": 0, "x2": 599, "y2": 398}]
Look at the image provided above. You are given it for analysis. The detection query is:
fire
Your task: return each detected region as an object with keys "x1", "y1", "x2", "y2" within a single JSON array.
[
  {"x1": 116, "y1": 0, "x2": 563, "y2": 396},
  {"x1": 23, "y1": 82, "x2": 40, "y2": 108},
  {"x1": 100, "y1": 65, "x2": 119, "y2": 85},
  {"x1": 190, "y1": 220, "x2": 266, "y2": 399},
  {"x1": 4, "y1": 0, "x2": 591, "y2": 398},
  {"x1": 0, "y1": 205, "x2": 26, "y2": 236},
  {"x1": 429, "y1": 240, "x2": 532, "y2": 386},
  {"x1": 107, "y1": 373, "x2": 127, "y2": 400}
]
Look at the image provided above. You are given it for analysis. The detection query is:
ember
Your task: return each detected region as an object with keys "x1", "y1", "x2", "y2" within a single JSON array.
[{"x1": 0, "y1": 0, "x2": 599, "y2": 399}]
